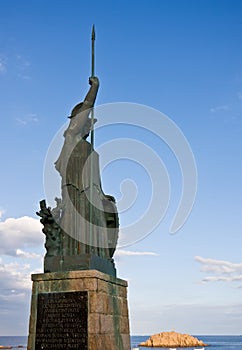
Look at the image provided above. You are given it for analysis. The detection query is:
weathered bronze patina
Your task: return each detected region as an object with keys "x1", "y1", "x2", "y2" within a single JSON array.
[{"x1": 37, "y1": 76, "x2": 119, "y2": 276}]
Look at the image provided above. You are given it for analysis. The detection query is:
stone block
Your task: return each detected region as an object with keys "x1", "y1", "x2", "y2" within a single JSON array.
[
  {"x1": 88, "y1": 313, "x2": 100, "y2": 334},
  {"x1": 68, "y1": 278, "x2": 83, "y2": 291},
  {"x1": 105, "y1": 335, "x2": 118, "y2": 349},
  {"x1": 121, "y1": 334, "x2": 131, "y2": 349},
  {"x1": 100, "y1": 314, "x2": 115, "y2": 334},
  {"x1": 120, "y1": 316, "x2": 130, "y2": 334},
  {"x1": 89, "y1": 291, "x2": 104, "y2": 314},
  {"x1": 121, "y1": 297, "x2": 129, "y2": 317},
  {"x1": 98, "y1": 278, "x2": 109, "y2": 293},
  {"x1": 88, "y1": 334, "x2": 98, "y2": 349},
  {"x1": 117, "y1": 285, "x2": 127, "y2": 298},
  {"x1": 116, "y1": 296, "x2": 123, "y2": 315},
  {"x1": 109, "y1": 295, "x2": 122, "y2": 316},
  {"x1": 106, "y1": 294, "x2": 115, "y2": 314},
  {"x1": 83, "y1": 277, "x2": 98, "y2": 291}
]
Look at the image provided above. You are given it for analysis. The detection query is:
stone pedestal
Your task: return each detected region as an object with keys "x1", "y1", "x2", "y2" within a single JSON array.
[{"x1": 27, "y1": 270, "x2": 131, "y2": 350}]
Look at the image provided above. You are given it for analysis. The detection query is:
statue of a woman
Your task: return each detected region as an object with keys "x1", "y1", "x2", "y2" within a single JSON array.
[{"x1": 54, "y1": 77, "x2": 118, "y2": 261}]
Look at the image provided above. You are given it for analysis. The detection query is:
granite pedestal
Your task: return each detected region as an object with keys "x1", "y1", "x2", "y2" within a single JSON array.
[{"x1": 27, "y1": 270, "x2": 130, "y2": 350}]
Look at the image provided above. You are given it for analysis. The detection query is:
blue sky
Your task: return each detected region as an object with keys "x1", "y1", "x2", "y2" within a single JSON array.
[{"x1": 0, "y1": 0, "x2": 242, "y2": 336}]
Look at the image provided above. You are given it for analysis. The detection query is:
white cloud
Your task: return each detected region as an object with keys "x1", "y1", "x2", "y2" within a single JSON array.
[
  {"x1": 0, "y1": 251, "x2": 42, "y2": 299},
  {"x1": 16, "y1": 249, "x2": 42, "y2": 259},
  {"x1": 115, "y1": 249, "x2": 159, "y2": 257},
  {"x1": 0, "y1": 257, "x2": 41, "y2": 335},
  {"x1": 16, "y1": 113, "x2": 39, "y2": 126},
  {"x1": 0, "y1": 258, "x2": 41, "y2": 325},
  {"x1": 0, "y1": 261, "x2": 33, "y2": 291},
  {"x1": 195, "y1": 256, "x2": 242, "y2": 283},
  {"x1": 210, "y1": 105, "x2": 229, "y2": 113},
  {"x1": 0, "y1": 216, "x2": 43, "y2": 256}
]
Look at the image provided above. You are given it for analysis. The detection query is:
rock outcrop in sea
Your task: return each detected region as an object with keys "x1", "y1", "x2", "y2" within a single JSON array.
[{"x1": 139, "y1": 330, "x2": 207, "y2": 348}]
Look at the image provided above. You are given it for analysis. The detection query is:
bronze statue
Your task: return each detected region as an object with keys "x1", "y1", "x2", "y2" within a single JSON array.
[{"x1": 37, "y1": 76, "x2": 119, "y2": 275}]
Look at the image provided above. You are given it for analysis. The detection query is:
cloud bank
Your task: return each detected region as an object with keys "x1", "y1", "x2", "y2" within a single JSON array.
[
  {"x1": 0, "y1": 216, "x2": 43, "y2": 257},
  {"x1": 0, "y1": 260, "x2": 33, "y2": 292},
  {"x1": 0, "y1": 215, "x2": 43, "y2": 334},
  {"x1": 195, "y1": 255, "x2": 242, "y2": 283}
]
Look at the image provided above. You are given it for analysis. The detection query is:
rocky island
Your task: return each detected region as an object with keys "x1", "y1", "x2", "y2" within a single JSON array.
[{"x1": 139, "y1": 331, "x2": 207, "y2": 348}]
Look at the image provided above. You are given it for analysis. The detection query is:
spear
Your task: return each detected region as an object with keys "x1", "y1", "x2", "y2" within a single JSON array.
[
  {"x1": 89, "y1": 25, "x2": 95, "y2": 251},
  {"x1": 90, "y1": 24, "x2": 95, "y2": 146}
]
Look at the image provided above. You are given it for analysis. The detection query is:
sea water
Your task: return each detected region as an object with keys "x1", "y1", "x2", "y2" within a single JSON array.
[
  {"x1": 0, "y1": 336, "x2": 27, "y2": 348},
  {"x1": 0, "y1": 335, "x2": 242, "y2": 349}
]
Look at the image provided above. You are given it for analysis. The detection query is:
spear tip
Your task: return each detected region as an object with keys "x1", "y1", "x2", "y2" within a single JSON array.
[{"x1": 92, "y1": 24, "x2": 95, "y2": 40}]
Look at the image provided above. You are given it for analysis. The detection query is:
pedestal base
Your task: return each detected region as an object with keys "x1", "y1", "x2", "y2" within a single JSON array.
[
  {"x1": 44, "y1": 254, "x2": 116, "y2": 277},
  {"x1": 27, "y1": 270, "x2": 131, "y2": 350}
]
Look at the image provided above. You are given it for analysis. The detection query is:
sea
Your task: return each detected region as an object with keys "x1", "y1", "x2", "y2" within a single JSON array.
[{"x1": 0, "y1": 335, "x2": 242, "y2": 349}]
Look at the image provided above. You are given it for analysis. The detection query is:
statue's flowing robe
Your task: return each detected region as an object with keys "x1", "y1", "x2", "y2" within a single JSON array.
[{"x1": 55, "y1": 138, "x2": 111, "y2": 259}]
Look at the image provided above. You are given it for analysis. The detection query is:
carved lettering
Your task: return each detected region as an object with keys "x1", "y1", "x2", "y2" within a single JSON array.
[{"x1": 35, "y1": 292, "x2": 88, "y2": 350}]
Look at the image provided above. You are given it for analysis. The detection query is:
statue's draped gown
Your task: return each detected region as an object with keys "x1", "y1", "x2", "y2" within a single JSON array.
[{"x1": 55, "y1": 137, "x2": 110, "y2": 259}]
